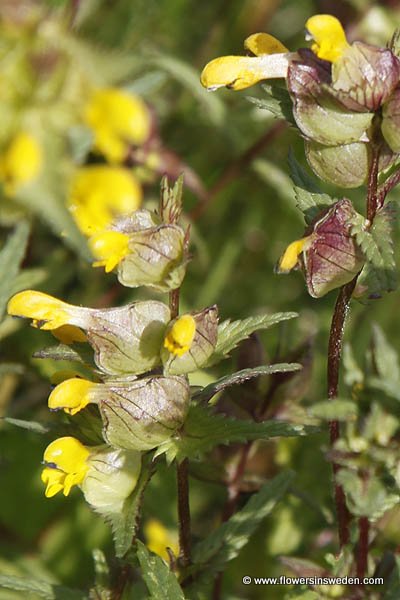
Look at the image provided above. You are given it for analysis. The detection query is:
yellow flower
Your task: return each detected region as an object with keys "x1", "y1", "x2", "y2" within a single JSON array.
[
  {"x1": 68, "y1": 165, "x2": 142, "y2": 236},
  {"x1": 84, "y1": 88, "x2": 151, "y2": 163},
  {"x1": 51, "y1": 325, "x2": 87, "y2": 344},
  {"x1": 48, "y1": 378, "x2": 96, "y2": 415},
  {"x1": 164, "y1": 314, "x2": 196, "y2": 356},
  {"x1": 144, "y1": 519, "x2": 179, "y2": 562},
  {"x1": 41, "y1": 437, "x2": 90, "y2": 498},
  {"x1": 277, "y1": 237, "x2": 311, "y2": 273},
  {"x1": 0, "y1": 132, "x2": 42, "y2": 195},
  {"x1": 88, "y1": 230, "x2": 130, "y2": 273},
  {"x1": 7, "y1": 290, "x2": 74, "y2": 330},
  {"x1": 201, "y1": 33, "x2": 290, "y2": 91},
  {"x1": 305, "y1": 14, "x2": 350, "y2": 63}
]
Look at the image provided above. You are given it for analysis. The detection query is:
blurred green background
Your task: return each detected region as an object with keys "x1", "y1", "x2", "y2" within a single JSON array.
[{"x1": 2, "y1": 0, "x2": 400, "y2": 598}]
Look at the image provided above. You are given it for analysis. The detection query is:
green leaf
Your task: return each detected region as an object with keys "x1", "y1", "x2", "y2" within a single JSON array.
[
  {"x1": 10, "y1": 268, "x2": 48, "y2": 296},
  {"x1": 248, "y1": 83, "x2": 295, "y2": 124},
  {"x1": 343, "y1": 343, "x2": 364, "y2": 386},
  {"x1": 288, "y1": 151, "x2": 334, "y2": 224},
  {"x1": 0, "y1": 575, "x2": 86, "y2": 600},
  {"x1": 193, "y1": 363, "x2": 302, "y2": 403},
  {"x1": 147, "y1": 53, "x2": 225, "y2": 126},
  {"x1": 336, "y1": 471, "x2": 399, "y2": 520},
  {"x1": 372, "y1": 324, "x2": 400, "y2": 386},
  {"x1": 0, "y1": 221, "x2": 30, "y2": 322},
  {"x1": 136, "y1": 541, "x2": 185, "y2": 600},
  {"x1": 351, "y1": 204, "x2": 397, "y2": 297},
  {"x1": 309, "y1": 398, "x2": 358, "y2": 421},
  {"x1": 189, "y1": 471, "x2": 294, "y2": 584},
  {"x1": 0, "y1": 363, "x2": 25, "y2": 376},
  {"x1": 2, "y1": 417, "x2": 50, "y2": 434},
  {"x1": 384, "y1": 555, "x2": 400, "y2": 600},
  {"x1": 109, "y1": 458, "x2": 153, "y2": 558},
  {"x1": 154, "y1": 404, "x2": 318, "y2": 463},
  {"x1": 205, "y1": 311, "x2": 297, "y2": 367}
]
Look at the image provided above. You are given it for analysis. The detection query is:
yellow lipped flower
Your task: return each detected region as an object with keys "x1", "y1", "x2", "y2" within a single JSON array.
[
  {"x1": 0, "y1": 132, "x2": 42, "y2": 195},
  {"x1": 164, "y1": 314, "x2": 196, "y2": 357},
  {"x1": 144, "y1": 519, "x2": 179, "y2": 562},
  {"x1": 7, "y1": 290, "x2": 73, "y2": 330},
  {"x1": 41, "y1": 437, "x2": 90, "y2": 498},
  {"x1": 201, "y1": 33, "x2": 291, "y2": 91},
  {"x1": 89, "y1": 231, "x2": 130, "y2": 273},
  {"x1": 84, "y1": 88, "x2": 151, "y2": 163},
  {"x1": 305, "y1": 14, "x2": 350, "y2": 63},
  {"x1": 277, "y1": 237, "x2": 311, "y2": 273},
  {"x1": 48, "y1": 378, "x2": 96, "y2": 415},
  {"x1": 68, "y1": 166, "x2": 142, "y2": 236}
]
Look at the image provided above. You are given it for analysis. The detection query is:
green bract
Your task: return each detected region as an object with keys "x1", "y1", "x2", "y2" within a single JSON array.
[{"x1": 97, "y1": 376, "x2": 190, "y2": 451}]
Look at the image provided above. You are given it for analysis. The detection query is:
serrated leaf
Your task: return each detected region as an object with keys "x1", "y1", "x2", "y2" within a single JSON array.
[
  {"x1": 337, "y1": 471, "x2": 399, "y2": 520},
  {"x1": 248, "y1": 83, "x2": 294, "y2": 123},
  {"x1": 351, "y1": 204, "x2": 397, "y2": 297},
  {"x1": 2, "y1": 417, "x2": 50, "y2": 434},
  {"x1": 33, "y1": 343, "x2": 94, "y2": 366},
  {"x1": 372, "y1": 324, "x2": 400, "y2": 386},
  {"x1": 288, "y1": 150, "x2": 334, "y2": 224},
  {"x1": 193, "y1": 363, "x2": 302, "y2": 403},
  {"x1": 136, "y1": 541, "x2": 185, "y2": 600},
  {"x1": 147, "y1": 53, "x2": 225, "y2": 126},
  {"x1": 154, "y1": 404, "x2": 318, "y2": 463},
  {"x1": 109, "y1": 459, "x2": 153, "y2": 557},
  {"x1": 205, "y1": 312, "x2": 297, "y2": 367},
  {"x1": 188, "y1": 471, "x2": 294, "y2": 584},
  {"x1": 0, "y1": 575, "x2": 86, "y2": 600},
  {"x1": 309, "y1": 398, "x2": 358, "y2": 421},
  {"x1": 0, "y1": 221, "x2": 30, "y2": 322}
]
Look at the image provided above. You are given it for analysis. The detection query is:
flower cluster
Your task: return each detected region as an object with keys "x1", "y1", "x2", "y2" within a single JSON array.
[
  {"x1": 7, "y1": 176, "x2": 219, "y2": 522},
  {"x1": 201, "y1": 14, "x2": 400, "y2": 297}
]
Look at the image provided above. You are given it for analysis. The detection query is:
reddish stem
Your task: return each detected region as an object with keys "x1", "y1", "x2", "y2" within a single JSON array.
[{"x1": 356, "y1": 516, "x2": 370, "y2": 582}]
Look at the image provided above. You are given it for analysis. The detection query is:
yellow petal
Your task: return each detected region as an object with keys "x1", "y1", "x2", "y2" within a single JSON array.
[
  {"x1": 7, "y1": 290, "x2": 72, "y2": 330},
  {"x1": 41, "y1": 468, "x2": 65, "y2": 498},
  {"x1": 43, "y1": 437, "x2": 90, "y2": 480},
  {"x1": 305, "y1": 14, "x2": 349, "y2": 63},
  {"x1": 0, "y1": 132, "x2": 42, "y2": 195},
  {"x1": 48, "y1": 378, "x2": 95, "y2": 415},
  {"x1": 277, "y1": 237, "x2": 311, "y2": 273},
  {"x1": 244, "y1": 33, "x2": 288, "y2": 56},
  {"x1": 200, "y1": 54, "x2": 289, "y2": 91},
  {"x1": 164, "y1": 314, "x2": 196, "y2": 356},
  {"x1": 89, "y1": 231, "x2": 130, "y2": 272},
  {"x1": 52, "y1": 325, "x2": 87, "y2": 344}
]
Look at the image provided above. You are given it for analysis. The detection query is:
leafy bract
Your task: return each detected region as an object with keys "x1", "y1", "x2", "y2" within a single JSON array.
[
  {"x1": 0, "y1": 575, "x2": 86, "y2": 600},
  {"x1": 154, "y1": 404, "x2": 317, "y2": 463},
  {"x1": 136, "y1": 541, "x2": 185, "y2": 600},
  {"x1": 205, "y1": 311, "x2": 297, "y2": 367}
]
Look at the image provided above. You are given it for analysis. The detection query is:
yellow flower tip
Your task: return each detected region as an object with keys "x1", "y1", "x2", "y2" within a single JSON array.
[
  {"x1": 48, "y1": 378, "x2": 95, "y2": 415},
  {"x1": 201, "y1": 54, "x2": 289, "y2": 91},
  {"x1": 278, "y1": 237, "x2": 310, "y2": 273},
  {"x1": 89, "y1": 231, "x2": 130, "y2": 273},
  {"x1": 164, "y1": 314, "x2": 196, "y2": 357},
  {"x1": 7, "y1": 290, "x2": 71, "y2": 330},
  {"x1": 0, "y1": 132, "x2": 42, "y2": 195},
  {"x1": 244, "y1": 33, "x2": 289, "y2": 56},
  {"x1": 42, "y1": 437, "x2": 90, "y2": 498},
  {"x1": 68, "y1": 166, "x2": 142, "y2": 236},
  {"x1": 52, "y1": 325, "x2": 87, "y2": 344},
  {"x1": 305, "y1": 14, "x2": 349, "y2": 63},
  {"x1": 144, "y1": 519, "x2": 179, "y2": 561},
  {"x1": 84, "y1": 88, "x2": 151, "y2": 162}
]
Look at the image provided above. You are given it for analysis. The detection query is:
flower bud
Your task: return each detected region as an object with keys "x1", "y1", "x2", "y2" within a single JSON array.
[
  {"x1": 97, "y1": 375, "x2": 190, "y2": 451},
  {"x1": 8, "y1": 291, "x2": 170, "y2": 375},
  {"x1": 162, "y1": 306, "x2": 218, "y2": 375},
  {"x1": 278, "y1": 199, "x2": 364, "y2": 298}
]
